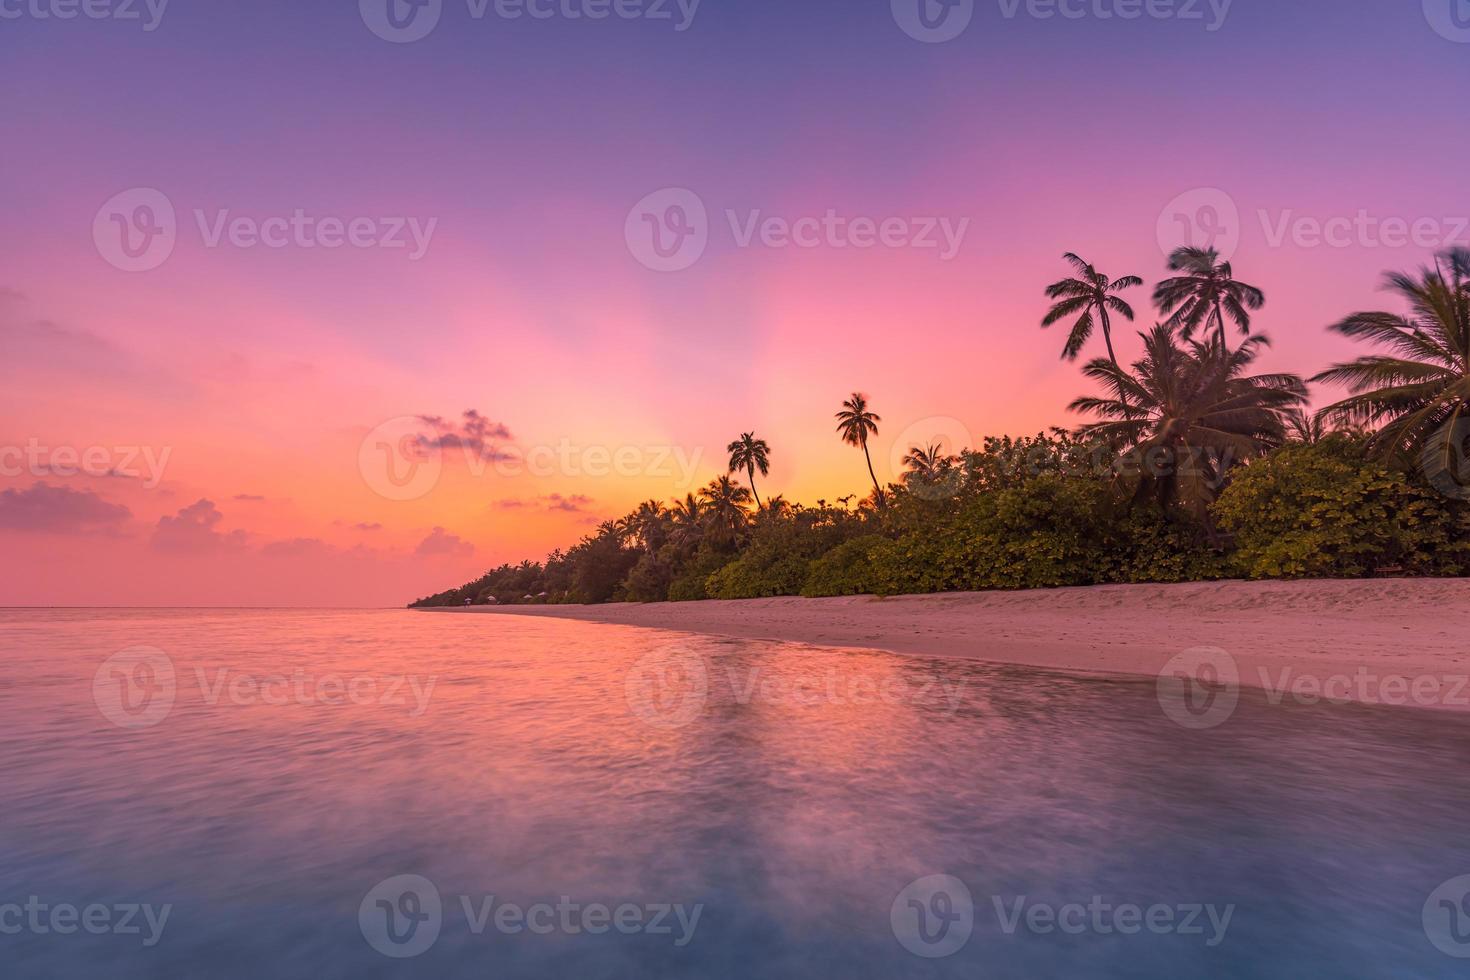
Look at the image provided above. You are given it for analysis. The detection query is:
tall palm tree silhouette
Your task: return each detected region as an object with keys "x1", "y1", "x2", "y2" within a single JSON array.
[
  {"x1": 1153, "y1": 246, "x2": 1265, "y2": 348},
  {"x1": 726, "y1": 432, "x2": 771, "y2": 509},
  {"x1": 835, "y1": 392, "x2": 885, "y2": 508},
  {"x1": 1042, "y1": 252, "x2": 1143, "y2": 368}
]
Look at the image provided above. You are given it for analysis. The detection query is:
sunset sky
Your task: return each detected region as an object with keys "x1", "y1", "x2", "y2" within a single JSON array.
[{"x1": 3, "y1": 0, "x2": 1468, "y2": 605}]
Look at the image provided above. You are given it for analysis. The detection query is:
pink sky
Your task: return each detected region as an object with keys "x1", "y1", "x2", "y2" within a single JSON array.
[{"x1": 3, "y1": 1, "x2": 1467, "y2": 605}]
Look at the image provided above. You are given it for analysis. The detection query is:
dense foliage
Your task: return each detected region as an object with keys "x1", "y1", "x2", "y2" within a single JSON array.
[{"x1": 410, "y1": 249, "x2": 1470, "y2": 607}]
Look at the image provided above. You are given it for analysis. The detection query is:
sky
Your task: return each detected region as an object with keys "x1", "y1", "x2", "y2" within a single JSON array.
[{"x1": 2, "y1": 0, "x2": 1468, "y2": 606}]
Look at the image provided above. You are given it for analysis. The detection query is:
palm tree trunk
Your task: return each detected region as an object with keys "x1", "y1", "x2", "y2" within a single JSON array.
[
  {"x1": 747, "y1": 465, "x2": 763, "y2": 509},
  {"x1": 861, "y1": 439, "x2": 886, "y2": 508},
  {"x1": 1214, "y1": 299, "x2": 1227, "y2": 349},
  {"x1": 1100, "y1": 305, "x2": 1129, "y2": 413},
  {"x1": 1100, "y1": 306, "x2": 1120, "y2": 369}
]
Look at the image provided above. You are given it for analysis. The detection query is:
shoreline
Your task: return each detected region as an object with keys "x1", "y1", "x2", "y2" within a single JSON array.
[{"x1": 426, "y1": 578, "x2": 1470, "y2": 712}]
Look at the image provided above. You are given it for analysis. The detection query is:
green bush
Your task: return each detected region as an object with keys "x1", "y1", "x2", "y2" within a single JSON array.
[
  {"x1": 1213, "y1": 439, "x2": 1470, "y2": 578},
  {"x1": 801, "y1": 536, "x2": 895, "y2": 597},
  {"x1": 666, "y1": 549, "x2": 734, "y2": 602}
]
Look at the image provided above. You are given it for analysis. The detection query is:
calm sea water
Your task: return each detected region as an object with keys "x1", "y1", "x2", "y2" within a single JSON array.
[{"x1": 2, "y1": 608, "x2": 1469, "y2": 978}]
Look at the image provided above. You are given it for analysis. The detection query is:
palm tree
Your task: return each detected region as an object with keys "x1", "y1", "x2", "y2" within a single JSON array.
[
  {"x1": 760, "y1": 494, "x2": 791, "y2": 519},
  {"x1": 699, "y1": 476, "x2": 752, "y2": 543},
  {"x1": 1069, "y1": 323, "x2": 1307, "y2": 520},
  {"x1": 668, "y1": 493, "x2": 705, "y2": 551},
  {"x1": 726, "y1": 432, "x2": 771, "y2": 509},
  {"x1": 622, "y1": 499, "x2": 669, "y2": 551},
  {"x1": 1042, "y1": 252, "x2": 1143, "y2": 367},
  {"x1": 901, "y1": 441, "x2": 962, "y2": 499},
  {"x1": 1153, "y1": 246, "x2": 1265, "y2": 347},
  {"x1": 902, "y1": 442, "x2": 951, "y2": 482},
  {"x1": 1313, "y1": 249, "x2": 1470, "y2": 472},
  {"x1": 835, "y1": 392, "x2": 886, "y2": 508},
  {"x1": 1283, "y1": 408, "x2": 1330, "y2": 445}
]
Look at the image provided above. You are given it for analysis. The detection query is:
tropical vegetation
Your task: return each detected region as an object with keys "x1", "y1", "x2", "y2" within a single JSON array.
[{"x1": 410, "y1": 247, "x2": 1470, "y2": 607}]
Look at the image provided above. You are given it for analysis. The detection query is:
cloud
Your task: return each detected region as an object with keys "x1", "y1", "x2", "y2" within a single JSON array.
[
  {"x1": 151, "y1": 499, "x2": 248, "y2": 553},
  {"x1": 495, "y1": 494, "x2": 595, "y2": 513},
  {"x1": 233, "y1": 494, "x2": 266, "y2": 502},
  {"x1": 352, "y1": 521, "x2": 383, "y2": 531},
  {"x1": 545, "y1": 493, "x2": 593, "y2": 512},
  {"x1": 414, "y1": 409, "x2": 514, "y2": 462},
  {"x1": 414, "y1": 526, "x2": 474, "y2": 558},
  {"x1": 0, "y1": 483, "x2": 131, "y2": 533}
]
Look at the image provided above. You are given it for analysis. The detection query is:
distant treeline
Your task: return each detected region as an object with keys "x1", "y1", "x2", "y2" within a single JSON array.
[{"x1": 410, "y1": 247, "x2": 1470, "y2": 607}]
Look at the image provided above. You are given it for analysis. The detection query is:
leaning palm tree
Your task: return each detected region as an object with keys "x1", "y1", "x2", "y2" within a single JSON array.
[
  {"x1": 1153, "y1": 246, "x2": 1265, "y2": 347},
  {"x1": 1070, "y1": 323, "x2": 1307, "y2": 521},
  {"x1": 835, "y1": 392, "x2": 885, "y2": 508},
  {"x1": 726, "y1": 432, "x2": 771, "y2": 509},
  {"x1": 1312, "y1": 248, "x2": 1470, "y2": 472},
  {"x1": 1042, "y1": 252, "x2": 1143, "y2": 367}
]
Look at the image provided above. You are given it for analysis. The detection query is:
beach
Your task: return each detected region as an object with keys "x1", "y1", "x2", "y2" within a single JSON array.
[{"x1": 432, "y1": 579, "x2": 1470, "y2": 710}]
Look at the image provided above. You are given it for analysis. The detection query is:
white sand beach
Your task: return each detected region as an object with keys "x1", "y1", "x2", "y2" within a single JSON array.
[{"x1": 432, "y1": 579, "x2": 1470, "y2": 711}]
